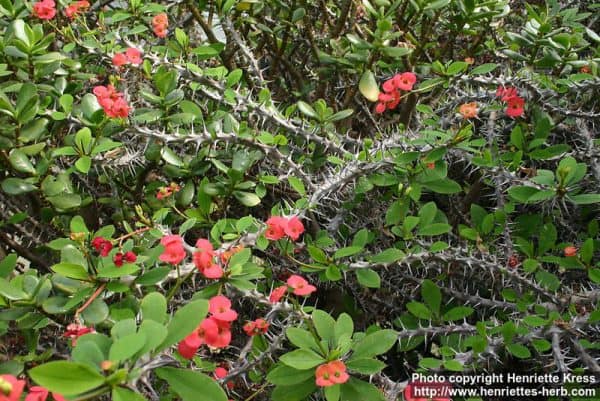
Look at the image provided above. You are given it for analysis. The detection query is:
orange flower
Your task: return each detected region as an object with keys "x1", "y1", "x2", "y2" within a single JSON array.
[
  {"x1": 315, "y1": 360, "x2": 349, "y2": 387},
  {"x1": 564, "y1": 246, "x2": 577, "y2": 257},
  {"x1": 464, "y1": 57, "x2": 474, "y2": 64},
  {"x1": 459, "y1": 102, "x2": 478, "y2": 119}
]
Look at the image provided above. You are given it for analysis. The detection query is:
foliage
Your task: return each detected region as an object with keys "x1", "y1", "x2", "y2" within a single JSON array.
[{"x1": 0, "y1": 0, "x2": 599, "y2": 400}]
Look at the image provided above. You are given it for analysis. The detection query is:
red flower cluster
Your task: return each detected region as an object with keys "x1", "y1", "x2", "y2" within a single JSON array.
[
  {"x1": 193, "y1": 239, "x2": 223, "y2": 279},
  {"x1": 178, "y1": 296, "x2": 238, "y2": 359},
  {"x1": 375, "y1": 72, "x2": 417, "y2": 114},
  {"x1": 0, "y1": 375, "x2": 25, "y2": 401},
  {"x1": 32, "y1": 0, "x2": 56, "y2": 20},
  {"x1": 64, "y1": 0, "x2": 89, "y2": 19},
  {"x1": 25, "y1": 386, "x2": 66, "y2": 401},
  {"x1": 156, "y1": 182, "x2": 181, "y2": 200},
  {"x1": 496, "y1": 86, "x2": 525, "y2": 118},
  {"x1": 112, "y1": 48, "x2": 143, "y2": 67},
  {"x1": 63, "y1": 323, "x2": 94, "y2": 346},
  {"x1": 91, "y1": 236, "x2": 112, "y2": 257},
  {"x1": 315, "y1": 360, "x2": 349, "y2": 387},
  {"x1": 243, "y1": 318, "x2": 269, "y2": 336},
  {"x1": 152, "y1": 13, "x2": 168, "y2": 38},
  {"x1": 93, "y1": 85, "x2": 130, "y2": 119},
  {"x1": 159, "y1": 235, "x2": 186, "y2": 265},
  {"x1": 265, "y1": 216, "x2": 305, "y2": 241},
  {"x1": 113, "y1": 251, "x2": 136, "y2": 267}
]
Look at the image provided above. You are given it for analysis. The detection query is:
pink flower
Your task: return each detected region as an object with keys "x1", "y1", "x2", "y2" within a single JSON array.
[
  {"x1": 0, "y1": 375, "x2": 26, "y2": 401},
  {"x1": 496, "y1": 86, "x2": 518, "y2": 102},
  {"x1": 106, "y1": 98, "x2": 130, "y2": 118},
  {"x1": 159, "y1": 235, "x2": 186, "y2": 265},
  {"x1": 505, "y1": 96, "x2": 525, "y2": 118},
  {"x1": 202, "y1": 264, "x2": 223, "y2": 279},
  {"x1": 152, "y1": 13, "x2": 168, "y2": 38},
  {"x1": 265, "y1": 216, "x2": 287, "y2": 240},
  {"x1": 125, "y1": 48, "x2": 142, "y2": 65},
  {"x1": 269, "y1": 285, "x2": 288, "y2": 303},
  {"x1": 207, "y1": 318, "x2": 232, "y2": 348},
  {"x1": 112, "y1": 53, "x2": 127, "y2": 67},
  {"x1": 24, "y1": 386, "x2": 66, "y2": 401},
  {"x1": 284, "y1": 216, "x2": 305, "y2": 240},
  {"x1": 243, "y1": 318, "x2": 269, "y2": 336},
  {"x1": 394, "y1": 72, "x2": 417, "y2": 91},
  {"x1": 209, "y1": 295, "x2": 238, "y2": 322},
  {"x1": 287, "y1": 275, "x2": 317, "y2": 296},
  {"x1": 93, "y1": 85, "x2": 130, "y2": 119},
  {"x1": 214, "y1": 367, "x2": 234, "y2": 389},
  {"x1": 382, "y1": 78, "x2": 396, "y2": 93},
  {"x1": 32, "y1": 0, "x2": 56, "y2": 20}
]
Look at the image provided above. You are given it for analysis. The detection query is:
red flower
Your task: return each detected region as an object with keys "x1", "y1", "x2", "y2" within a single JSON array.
[
  {"x1": 93, "y1": 85, "x2": 130, "y2": 119},
  {"x1": 243, "y1": 318, "x2": 269, "y2": 336},
  {"x1": 496, "y1": 86, "x2": 518, "y2": 102},
  {"x1": 32, "y1": 0, "x2": 56, "y2": 20},
  {"x1": 91, "y1": 236, "x2": 112, "y2": 257},
  {"x1": 209, "y1": 295, "x2": 238, "y2": 322},
  {"x1": 113, "y1": 251, "x2": 136, "y2": 267},
  {"x1": 63, "y1": 323, "x2": 94, "y2": 346},
  {"x1": 177, "y1": 338, "x2": 198, "y2": 359},
  {"x1": 0, "y1": 375, "x2": 25, "y2": 401},
  {"x1": 207, "y1": 318, "x2": 232, "y2": 348},
  {"x1": 193, "y1": 238, "x2": 215, "y2": 269},
  {"x1": 315, "y1": 360, "x2": 349, "y2": 387},
  {"x1": 178, "y1": 317, "x2": 221, "y2": 358},
  {"x1": 159, "y1": 235, "x2": 186, "y2": 265},
  {"x1": 394, "y1": 72, "x2": 417, "y2": 91},
  {"x1": 284, "y1": 216, "x2": 305, "y2": 240},
  {"x1": 269, "y1": 285, "x2": 288, "y2": 303},
  {"x1": 203, "y1": 264, "x2": 224, "y2": 279},
  {"x1": 505, "y1": 96, "x2": 524, "y2": 118},
  {"x1": 287, "y1": 275, "x2": 317, "y2": 296},
  {"x1": 24, "y1": 386, "x2": 66, "y2": 401},
  {"x1": 265, "y1": 216, "x2": 287, "y2": 240},
  {"x1": 64, "y1": 0, "x2": 89, "y2": 19},
  {"x1": 112, "y1": 53, "x2": 128, "y2": 67},
  {"x1": 125, "y1": 48, "x2": 142, "y2": 65},
  {"x1": 564, "y1": 246, "x2": 578, "y2": 257},
  {"x1": 214, "y1": 367, "x2": 234, "y2": 389},
  {"x1": 152, "y1": 13, "x2": 168, "y2": 38}
]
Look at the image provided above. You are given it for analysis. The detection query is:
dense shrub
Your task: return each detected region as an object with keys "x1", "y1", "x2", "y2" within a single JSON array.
[{"x1": 0, "y1": 0, "x2": 599, "y2": 400}]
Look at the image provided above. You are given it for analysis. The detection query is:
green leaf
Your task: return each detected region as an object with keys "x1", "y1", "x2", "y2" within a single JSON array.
[
  {"x1": 324, "y1": 384, "x2": 340, "y2": 401},
  {"x1": 569, "y1": 194, "x2": 600, "y2": 205},
  {"x1": 288, "y1": 176, "x2": 306, "y2": 196},
  {"x1": 279, "y1": 349, "x2": 325, "y2": 369},
  {"x1": 50, "y1": 263, "x2": 89, "y2": 280},
  {"x1": 1, "y1": 178, "x2": 37, "y2": 195},
  {"x1": 340, "y1": 378, "x2": 385, "y2": 401},
  {"x1": 81, "y1": 298, "x2": 109, "y2": 325},
  {"x1": 442, "y1": 306, "x2": 474, "y2": 321},
  {"x1": 421, "y1": 280, "x2": 441, "y2": 315},
  {"x1": 334, "y1": 313, "x2": 354, "y2": 345},
  {"x1": 271, "y1": 379, "x2": 317, "y2": 401},
  {"x1": 470, "y1": 63, "x2": 498, "y2": 75},
  {"x1": 0, "y1": 254, "x2": 18, "y2": 278},
  {"x1": 588, "y1": 269, "x2": 600, "y2": 284},
  {"x1": 345, "y1": 358, "x2": 386, "y2": 374},
  {"x1": 286, "y1": 327, "x2": 320, "y2": 351},
  {"x1": 28, "y1": 361, "x2": 105, "y2": 395},
  {"x1": 109, "y1": 332, "x2": 146, "y2": 363},
  {"x1": 370, "y1": 248, "x2": 405, "y2": 264},
  {"x1": 8, "y1": 149, "x2": 35, "y2": 174},
  {"x1": 507, "y1": 343, "x2": 531, "y2": 359},
  {"x1": 422, "y1": 180, "x2": 461, "y2": 194},
  {"x1": 417, "y1": 223, "x2": 451, "y2": 236},
  {"x1": 358, "y1": 70, "x2": 380, "y2": 102},
  {"x1": 355, "y1": 268, "x2": 380, "y2": 288},
  {"x1": 157, "y1": 299, "x2": 208, "y2": 351},
  {"x1": 352, "y1": 329, "x2": 397, "y2": 359},
  {"x1": 266, "y1": 365, "x2": 315, "y2": 385},
  {"x1": 297, "y1": 101, "x2": 318, "y2": 119},
  {"x1": 141, "y1": 292, "x2": 167, "y2": 323},
  {"x1": 406, "y1": 301, "x2": 431, "y2": 319},
  {"x1": 0, "y1": 277, "x2": 28, "y2": 300},
  {"x1": 75, "y1": 156, "x2": 92, "y2": 174},
  {"x1": 312, "y1": 309, "x2": 335, "y2": 343},
  {"x1": 233, "y1": 191, "x2": 261, "y2": 207},
  {"x1": 156, "y1": 367, "x2": 227, "y2": 401},
  {"x1": 334, "y1": 246, "x2": 363, "y2": 259},
  {"x1": 113, "y1": 387, "x2": 147, "y2": 401}
]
